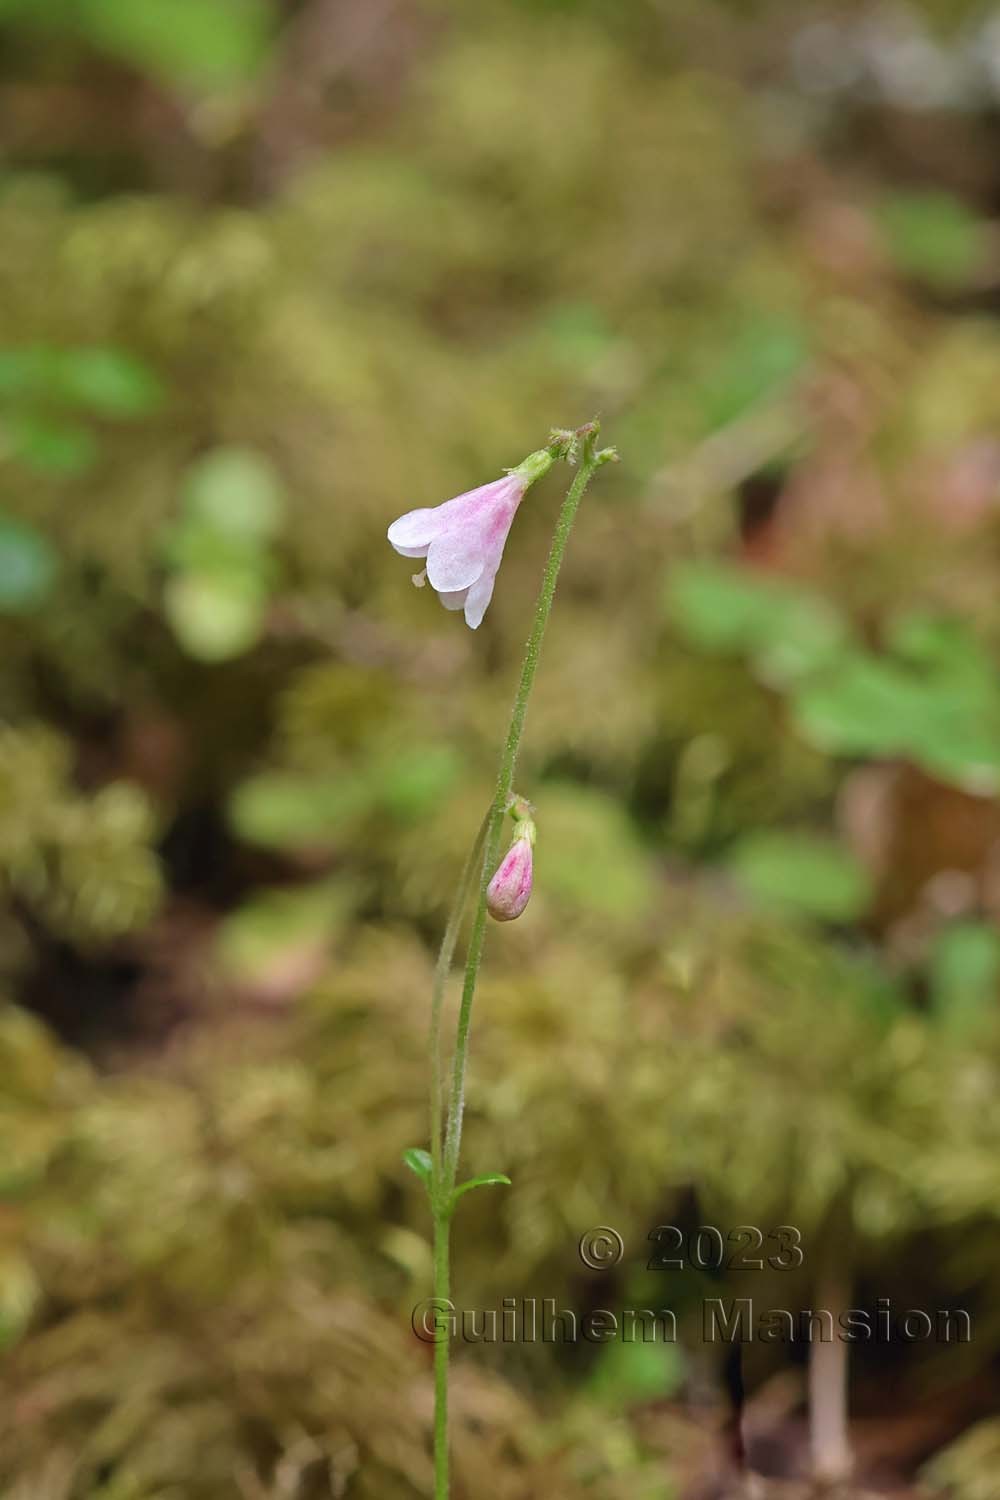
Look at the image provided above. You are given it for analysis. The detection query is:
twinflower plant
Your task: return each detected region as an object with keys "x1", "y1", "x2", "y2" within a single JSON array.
[{"x1": 391, "y1": 422, "x2": 618, "y2": 1498}]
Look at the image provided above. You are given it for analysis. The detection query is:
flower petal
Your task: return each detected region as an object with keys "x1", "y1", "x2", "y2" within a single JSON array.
[
  {"x1": 463, "y1": 568, "x2": 497, "y2": 630},
  {"x1": 387, "y1": 507, "x2": 443, "y2": 557},
  {"x1": 425, "y1": 532, "x2": 487, "y2": 594},
  {"x1": 437, "y1": 588, "x2": 469, "y2": 612}
]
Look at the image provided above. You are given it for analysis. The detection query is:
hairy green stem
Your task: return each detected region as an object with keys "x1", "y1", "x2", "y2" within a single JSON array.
[
  {"x1": 432, "y1": 1209, "x2": 450, "y2": 1500},
  {"x1": 430, "y1": 423, "x2": 609, "y2": 1499},
  {"x1": 429, "y1": 810, "x2": 490, "y2": 1188},
  {"x1": 427, "y1": 807, "x2": 489, "y2": 1500}
]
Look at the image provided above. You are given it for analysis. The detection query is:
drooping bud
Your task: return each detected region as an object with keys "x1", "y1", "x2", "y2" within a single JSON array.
[
  {"x1": 487, "y1": 835, "x2": 533, "y2": 922},
  {"x1": 486, "y1": 805, "x2": 536, "y2": 922}
]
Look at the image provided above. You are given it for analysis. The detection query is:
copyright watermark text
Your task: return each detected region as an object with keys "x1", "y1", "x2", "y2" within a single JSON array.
[{"x1": 411, "y1": 1295, "x2": 971, "y2": 1346}]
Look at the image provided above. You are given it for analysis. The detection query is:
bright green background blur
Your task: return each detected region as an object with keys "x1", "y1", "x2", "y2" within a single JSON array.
[{"x1": 4, "y1": 1, "x2": 1000, "y2": 1495}]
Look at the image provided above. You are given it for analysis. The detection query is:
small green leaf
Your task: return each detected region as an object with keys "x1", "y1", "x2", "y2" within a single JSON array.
[
  {"x1": 80, "y1": 0, "x2": 271, "y2": 88},
  {"x1": 667, "y1": 560, "x2": 846, "y2": 683},
  {"x1": 539, "y1": 302, "x2": 616, "y2": 365},
  {"x1": 7, "y1": 415, "x2": 98, "y2": 475},
  {"x1": 163, "y1": 571, "x2": 266, "y2": 661},
  {"x1": 929, "y1": 923, "x2": 1000, "y2": 1038},
  {"x1": 793, "y1": 642, "x2": 1000, "y2": 788},
  {"x1": 226, "y1": 743, "x2": 459, "y2": 852},
  {"x1": 695, "y1": 314, "x2": 809, "y2": 430},
  {"x1": 725, "y1": 831, "x2": 871, "y2": 922},
  {"x1": 793, "y1": 652, "x2": 926, "y2": 757},
  {"x1": 162, "y1": 517, "x2": 275, "y2": 581},
  {"x1": 451, "y1": 1172, "x2": 511, "y2": 1206},
  {"x1": 0, "y1": 517, "x2": 57, "y2": 612},
  {"x1": 878, "y1": 190, "x2": 985, "y2": 291},
  {"x1": 541, "y1": 784, "x2": 653, "y2": 923},
  {"x1": 376, "y1": 743, "x2": 461, "y2": 821},
  {"x1": 215, "y1": 880, "x2": 352, "y2": 980},
  {"x1": 588, "y1": 1336, "x2": 684, "y2": 1408},
  {"x1": 403, "y1": 1148, "x2": 433, "y2": 1185},
  {"x1": 0, "y1": 348, "x2": 52, "y2": 396},
  {"x1": 56, "y1": 347, "x2": 163, "y2": 417},
  {"x1": 182, "y1": 447, "x2": 285, "y2": 540},
  {"x1": 228, "y1": 771, "x2": 372, "y2": 849},
  {"x1": 0, "y1": 345, "x2": 161, "y2": 416}
]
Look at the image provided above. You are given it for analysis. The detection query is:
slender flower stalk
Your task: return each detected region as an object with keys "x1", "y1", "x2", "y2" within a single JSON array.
[
  {"x1": 428, "y1": 811, "x2": 489, "y2": 1192},
  {"x1": 417, "y1": 422, "x2": 616, "y2": 1499}
]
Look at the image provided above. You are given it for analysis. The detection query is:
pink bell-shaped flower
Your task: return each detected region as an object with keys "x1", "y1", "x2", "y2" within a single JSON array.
[{"x1": 387, "y1": 450, "x2": 552, "y2": 629}]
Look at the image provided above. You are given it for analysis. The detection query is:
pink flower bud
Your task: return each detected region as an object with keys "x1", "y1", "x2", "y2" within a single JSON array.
[{"x1": 486, "y1": 834, "x2": 534, "y2": 922}]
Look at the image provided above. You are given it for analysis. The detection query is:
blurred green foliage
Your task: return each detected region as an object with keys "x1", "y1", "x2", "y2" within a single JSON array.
[
  {"x1": 2, "y1": 0, "x2": 1000, "y2": 1494},
  {"x1": 163, "y1": 446, "x2": 286, "y2": 660},
  {"x1": 0, "y1": 726, "x2": 162, "y2": 943},
  {"x1": 878, "y1": 189, "x2": 988, "y2": 292}
]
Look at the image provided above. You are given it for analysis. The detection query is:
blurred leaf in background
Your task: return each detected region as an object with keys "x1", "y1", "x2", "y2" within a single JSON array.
[
  {"x1": 0, "y1": 516, "x2": 57, "y2": 612},
  {"x1": 877, "y1": 189, "x2": 988, "y2": 292},
  {"x1": 162, "y1": 446, "x2": 284, "y2": 661},
  {"x1": 81, "y1": 0, "x2": 272, "y2": 88},
  {"x1": 666, "y1": 558, "x2": 847, "y2": 686},
  {"x1": 0, "y1": 345, "x2": 162, "y2": 476},
  {"x1": 929, "y1": 921, "x2": 1000, "y2": 1038},
  {"x1": 725, "y1": 829, "x2": 872, "y2": 923}
]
